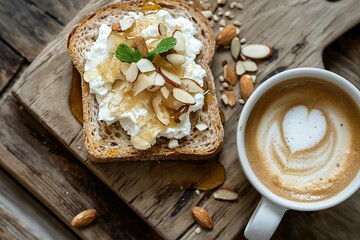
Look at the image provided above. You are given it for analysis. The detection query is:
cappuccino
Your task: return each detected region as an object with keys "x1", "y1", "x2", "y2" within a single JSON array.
[{"x1": 245, "y1": 78, "x2": 360, "y2": 202}]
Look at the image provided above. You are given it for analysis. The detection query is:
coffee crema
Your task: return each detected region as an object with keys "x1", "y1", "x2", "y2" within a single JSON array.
[{"x1": 245, "y1": 78, "x2": 360, "y2": 202}]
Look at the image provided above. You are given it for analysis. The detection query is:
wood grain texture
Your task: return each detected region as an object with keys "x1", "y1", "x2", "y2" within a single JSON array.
[
  {"x1": 0, "y1": 169, "x2": 77, "y2": 240},
  {"x1": 0, "y1": 40, "x2": 22, "y2": 91},
  {"x1": 0, "y1": 0, "x2": 62, "y2": 61},
  {"x1": 0, "y1": 96, "x2": 161, "y2": 240},
  {"x1": 11, "y1": 0, "x2": 360, "y2": 239},
  {"x1": 25, "y1": 0, "x2": 88, "y2": 24}
]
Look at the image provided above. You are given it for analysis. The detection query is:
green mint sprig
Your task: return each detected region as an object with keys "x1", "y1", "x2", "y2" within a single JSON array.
[
  {"x1": 146, "y1": 37, "x2": 177, "y2": 61},
  {"x1": 115, "y1": 44, "x2": 142, "y2": 63},
  {"x1": 115, "y1": 37, "x2": 177, "y2": 63}
]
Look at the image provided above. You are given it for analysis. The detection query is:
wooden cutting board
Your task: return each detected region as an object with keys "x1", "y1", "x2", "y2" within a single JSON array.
[{"x1": 12, "y1": 0, "x2": 360, "y2": 239}]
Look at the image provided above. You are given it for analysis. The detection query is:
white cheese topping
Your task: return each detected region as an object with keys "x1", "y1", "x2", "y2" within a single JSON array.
[{"x1": 84, "y1": 10, "x2": 206, "y2": 142}]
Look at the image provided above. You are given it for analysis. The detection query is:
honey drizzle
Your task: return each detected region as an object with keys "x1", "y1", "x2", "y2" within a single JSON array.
[{"x1": 82, "y1": 6, "x2": 210, "y2": 144}]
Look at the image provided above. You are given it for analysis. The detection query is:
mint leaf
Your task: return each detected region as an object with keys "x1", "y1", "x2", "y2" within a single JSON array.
[
  {"x1": 146, "y1": 37, "x2": 177, "y2": 61},
  {"x1": 115, "y1": 44, "x2": 142, "y2": 63}
]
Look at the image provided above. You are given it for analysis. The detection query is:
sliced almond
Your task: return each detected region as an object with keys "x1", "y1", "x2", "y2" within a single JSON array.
[
  {"x1": 173, "y1": 105, "x2": 189, "y2": 123},
  {"x1": 224, "y1": 64, "x2": 237, "y2": 86},
  {"x1": 217, "y1": 0, "x2": 227, "y2": 5},
  {"x1": 224, "y1": 10, "x2": 235, "y2": 19},
  {"x1": 235, "y1": 61, "x2": 245, "y2": 76},
  {"x1": 168, "y1": 139, "x2": 179, "y2": 149},
  {"x1": 131, "y1": 136, "x2": 151, "y2": 150},
  {"x1": 213, "y1": 189, "x2": 238, "y2": 201},
  {"x1": 219, "y1": 19, "x2": 226, "y2": 27},
  {"x1": 146, "y1": 85, "x2": 160, "y2": 92},
  {"x1": 137, "y1": 59, "x2": 156, "y2": 73},
  {"x1": 216, "y1": 24, "x2": 237, "y2": 46},
  {"x1": 225, "y1": 90, "x2": 237, "y2": 107},
  {"x1": 71, "y1": 209, "x2": 97, "y2": 228},
  {"x1": 160, "y1": 86, "x2": 170, "y2": 99},
  {"x1": 166, "y1": 54, "x2": 186, "y2": 66},
  {"x1": 239, "y1": 53, "x2": 247, "y2": 61},
  {"x1": 221, "y1": 93, "x2": 229, "y2": 105},
  {"x1": 217, "y1": 7, "x2": 224, "y2": 16},
  {"x1": 229, "y1": 2, "x2": 236, "y2": 9},
  {"x1": 201, "y1": 10, "x2": 213, "y2": 19},
  {"x1": 181, "y1": 78, "x2": 203, "y2": 93},
  {"x1": 242, "y1": 59, "x2": 257, "y2": 72},
  {"x1": 159, "y1": 67, "x2": 181, "y2": 87},
  {"x1": 119, "y1": 17, "x2": 135, "y2": 31},
  {"x1": 125, "y1": 62, "x2": 139, "y2": 82},
  {"x1": 154, "y1": 72, "x2": 165, "y2": 86},
  {"x1": 83, "y1": 68, "x2": 100, "y2": 82},
  {"x1": 173, "y1": 88, "x2": 196, "y2": 105},
  {"x1": 133, "y1": 73, "x2": 154, "y2": 95},
  {"x1": 173, "y1": 31, "x2": 186, "y2": 54},
  {"x1": 132, "y1": 36, "x2": 148, "y2": 57},
  {"x1": 240, "y1": 74, "x2": 255, "y2": 101},
  {"x1": 212, "y1": 14, "x2": 219, "y2": 22},
  {"x1": 233, "y1": 20, "x2": 241, "y2": 27},
  {"x1": 236, "y1": 2, "x2": 244, "y2": 10},
  {"x1": 250, "y1": 74, "x2": 257, "y2": 83},
  {"x1": 120, "y1": 62, "x2": 130, "y2": 75},
  {"x1": 158, "y1": 23, "x2": 167, "y2": 36},
  {"x1": 241, "y1": 44, "x2": 273, "y2": 59},
  {"x1": 231, "y1": 37, "x2": 241, "y2": 60},
  {"x1": 152, "y1": 95, "x2": 170, "y2": 125},
  {"x1": 192, "y1": 206, "x2": 213, "y2": 229},
  {"x1": 145, "y1": 70, "x2": 157, "y2": 81},
  {"x1": 195, "y1": 123, "x2": 208, "y2": 131}
]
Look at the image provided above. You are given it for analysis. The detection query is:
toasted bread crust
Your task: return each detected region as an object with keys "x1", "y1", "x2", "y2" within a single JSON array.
[{"x1": 67, "y1": 0, "x2": 223, "y2": 162}]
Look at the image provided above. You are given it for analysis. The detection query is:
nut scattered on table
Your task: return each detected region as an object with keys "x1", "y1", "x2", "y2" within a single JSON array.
[
  {"x1": 216, "y1": 24, "x2": 237, "y2": 45},
  {"x1": 213, "y1": 188, "x2": 238, "y2": 201},
  {"x1": 240, "y1": 74, "x2": 255, "y2": 101},
  {"x1": 71, "y1": 209, "x2": 97, "y2": 228},
  {"x1": 223, "y1": 64, "x2": 237, "y2": 86},
  {"x1": 192, "y1": 206, "x2": 213, "y2": 229}
]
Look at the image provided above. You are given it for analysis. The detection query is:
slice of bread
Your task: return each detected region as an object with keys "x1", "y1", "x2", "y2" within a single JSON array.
[{"x1": 67, "y1": 0, "x2": 224, "y2": 162}]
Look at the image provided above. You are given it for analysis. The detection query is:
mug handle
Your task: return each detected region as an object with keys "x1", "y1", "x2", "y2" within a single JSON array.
[{"x1": 244, "y1": 198, "x2": 288, "y2": 240}]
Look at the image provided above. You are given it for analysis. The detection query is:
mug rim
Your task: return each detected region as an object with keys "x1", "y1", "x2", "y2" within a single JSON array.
[{"x1": 236, "y1": 67, "x2": 360, "y2": 211}]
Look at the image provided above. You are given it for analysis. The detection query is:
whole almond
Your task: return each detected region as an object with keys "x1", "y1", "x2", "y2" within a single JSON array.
[
  {"x1": 224, "y1": 64, "x2": 237, "y2": 86},
  {"x1": 132, "y1": 36, "x2": 148, "y2": 57},
  {"x1": 240, "y1": 75, "x2": 255, "y2": 101},
  {"x1": 192, "y1": 206, "x2": 213, "y2": 229},
  {"x1": 225, "y1": 90, "x2": 237, "y2": 107},
  {"x1": 216, "y1": 24, "x2": 237, "y2": 46},
  {"x1": 71, "y1": 209, "x2": 97, "y2": 228}
]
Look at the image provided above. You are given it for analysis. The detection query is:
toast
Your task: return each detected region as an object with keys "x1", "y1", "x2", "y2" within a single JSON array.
[{"x1": 67, "y1": 0, "x2": 224, "y2": 162}]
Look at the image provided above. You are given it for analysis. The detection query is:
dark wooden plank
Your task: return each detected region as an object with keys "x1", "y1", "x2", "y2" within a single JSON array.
[
  {"x1": 0, "y1": 168, "x2": 78, "y2": 240},
  {"x1": 0, "y1": 208, "x2": 39, "y2": 240},
  {"x1": 26, "y1": 0, "x2": 88, "y2": 24},
  {"x1": 11, "y1": 0, "x2": 360, "y2": 239},
  {"x1": 0, "y1": 40, "x2": 22, "y2": 91},
  {"x1": 0, "y1": 0, "x2": 62, "y2": 61},
  {"x1": 323, "y1": 24, "x2": 360, "y2": 82},
  {"x1": 0, "y1": 95, "x2": 161, "y2": 240}
]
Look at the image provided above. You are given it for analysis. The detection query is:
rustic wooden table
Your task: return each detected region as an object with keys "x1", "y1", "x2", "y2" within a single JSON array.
[{"x1": 0, "y1": 0, "x2": 359, "y2": 239}]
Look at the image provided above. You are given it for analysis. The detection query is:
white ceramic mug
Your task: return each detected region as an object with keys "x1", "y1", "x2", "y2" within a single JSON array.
[{"x1": 236, "y1": 68, "x2": 360, "y2": 240}]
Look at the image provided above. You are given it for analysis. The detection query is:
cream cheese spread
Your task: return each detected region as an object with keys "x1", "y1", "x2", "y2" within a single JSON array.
[{"x1": 84, "y1": 10, "x2": 206, "y2": 146}]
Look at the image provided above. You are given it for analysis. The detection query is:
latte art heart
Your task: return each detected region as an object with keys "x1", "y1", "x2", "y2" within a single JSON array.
[
  {"x1": 245, "y1": 78, "x2": 360, "y2": 202},
  {"x1": 282, "y1": 106, "x2": 327, "y2": 153}
]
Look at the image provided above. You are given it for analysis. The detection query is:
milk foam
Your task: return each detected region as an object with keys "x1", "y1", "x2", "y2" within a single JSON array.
[
  {"x1": 282, "y1": 106, "x2": 327, "y2": 153},
  {"x1": 245, "y1": 78, "x2": 360, "y2": 202}
]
